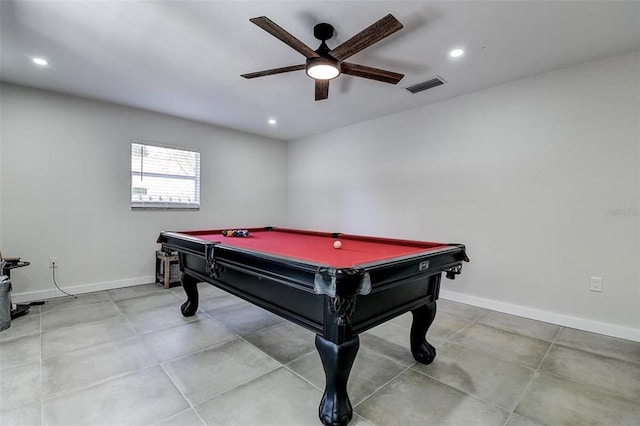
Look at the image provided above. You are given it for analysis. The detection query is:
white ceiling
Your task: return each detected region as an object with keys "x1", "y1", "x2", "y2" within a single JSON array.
[{"x1": 1, "y1": 1, "x2": 639, "y2": 141}]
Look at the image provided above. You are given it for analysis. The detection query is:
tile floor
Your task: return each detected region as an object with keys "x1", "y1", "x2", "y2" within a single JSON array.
[{"x1": 1, "y1": 282, "x2": 638, "y2": 426}]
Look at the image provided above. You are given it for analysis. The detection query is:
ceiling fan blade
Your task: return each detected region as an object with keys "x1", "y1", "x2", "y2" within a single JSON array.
[
  {"x1": 250, "y1": 16, "x2": 319, "y2": 59},
  {"x1": 241, "y1": 64, "x2": 306, "y2": 79},
  {"x1": 315, "y1": 79, "x2": 329, "y2": 101},
  {"x1": 341, "y1": 62, "x2": 404, "y2": 84},
  {"x1": 329, "y1": 14, "x2": 403, "y2": 61}
]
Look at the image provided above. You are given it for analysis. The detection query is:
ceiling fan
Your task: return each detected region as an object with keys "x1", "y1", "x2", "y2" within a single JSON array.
[{"x1": 241, "y1": 14, "x2": 405, "y2": 101}]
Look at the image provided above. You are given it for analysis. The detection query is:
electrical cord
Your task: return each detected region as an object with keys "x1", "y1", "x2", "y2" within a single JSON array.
[{"x1": 52, "y1": 262, "x2": 77, "y2": 299}]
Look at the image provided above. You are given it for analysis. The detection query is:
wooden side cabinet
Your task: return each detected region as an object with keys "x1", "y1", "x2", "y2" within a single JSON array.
[{"x1": 155, "y1": 250, "x2": 181, "y2": 288}]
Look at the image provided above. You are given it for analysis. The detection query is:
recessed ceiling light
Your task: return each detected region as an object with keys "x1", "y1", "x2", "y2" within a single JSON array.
[
  {"x1": 268, "y1": 119, "x2": 277, "y2": 125},
  {"x1": 32, "y1": 57, "x2": 48, "y2": 66},
  {"x1": 449, "y1": 49, "x2": 464, "y2": 58}
]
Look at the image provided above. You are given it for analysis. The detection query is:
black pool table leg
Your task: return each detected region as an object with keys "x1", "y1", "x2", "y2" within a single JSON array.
[
  {"x1": 410, "y1": 300, "x2": 437, "y2": 364},
  {"x1": 180, "y1": 274, "x2": 199, "y2": 317},
  {"x1": 315, "y1": 335, "x2": 359, "y2": 426}
]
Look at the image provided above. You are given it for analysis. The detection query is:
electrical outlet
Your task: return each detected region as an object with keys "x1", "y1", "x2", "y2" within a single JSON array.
[
  {"x1": 590, "y1": 276, "x2": 602, "y2": 292},
  {"x1": 49, "y1": 257, "x2": 58, "y2": 268}
]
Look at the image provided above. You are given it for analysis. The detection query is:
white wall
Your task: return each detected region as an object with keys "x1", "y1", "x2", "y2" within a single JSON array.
[
  {"x1": 288, "y1": 52, "x2": 640, "y2": 340},
  {"x1": 0, "y1": 83, "x2": 288, "y2": 300}
]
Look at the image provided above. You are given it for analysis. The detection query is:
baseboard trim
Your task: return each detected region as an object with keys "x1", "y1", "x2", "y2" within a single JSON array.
[
  {"x1": 440, "y1": 289, "x2": 640, "y2": 342},
  {"x1": 10, "y1": 277, "x2": 638, "y2": 342},
  {"x1": 11, "y1": 275, "x2": 156, "y2": 303}
]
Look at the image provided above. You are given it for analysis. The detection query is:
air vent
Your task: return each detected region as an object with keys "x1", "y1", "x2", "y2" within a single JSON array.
[{"x1": 405, "y1": 77, "x2": 445, "y2": 94}]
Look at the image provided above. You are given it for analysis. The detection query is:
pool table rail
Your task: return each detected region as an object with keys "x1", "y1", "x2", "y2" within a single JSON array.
[
  {"x1": 158, "y1": 229, "x2": 467, "y2": 299},
  {"x1": 157, "y1": 229, "x2": 467, "y2": 339}
]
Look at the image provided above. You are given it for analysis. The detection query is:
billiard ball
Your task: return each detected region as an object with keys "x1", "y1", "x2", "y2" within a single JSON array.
[{"x1": 333, "y1": 240, "x2": 342, "y2": 249}]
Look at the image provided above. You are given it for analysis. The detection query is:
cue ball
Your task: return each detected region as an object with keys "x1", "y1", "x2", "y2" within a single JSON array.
[{"x1": 333, "y1": 240, "x2": 342, "y2": 249}]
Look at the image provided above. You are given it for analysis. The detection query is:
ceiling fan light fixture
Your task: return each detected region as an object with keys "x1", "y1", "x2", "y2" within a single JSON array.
[{"x1": 306, "y1": 57, "x2": 340, "y2": 80}]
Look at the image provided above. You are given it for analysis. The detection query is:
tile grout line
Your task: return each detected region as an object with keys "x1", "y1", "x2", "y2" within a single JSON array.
[
  {"x1": 281, "y1": 363, "x2": 324, "y2": 393},
  {"x1": 40, "y1": 323, "x2": 238, "y2": 407},
  {"x1": 551, "y1": 329, "x2": 640, "y2": 366},
  {"x1": 501, "y1": 324, "x2": 564, "y2": 425},
  {"x1": 181, "y1": 360, "x2": 282, "y2": 413},
  {"x1": 156, "y1": 406, "x2": 208, "y2": 426},
  {"x1": 38, "y1": 292, "x2": 142, "y2": 361},
  {"x1": 525, "y1": 331, "x2": 640, "y2": 405},
  {"x1": 38, "y1": 290, "x2": 159, "y2": 403},
  {"x1": 105, "y1": 288, "x2": 139, "y2": 333},
  {"x1": 348, "y1": 305, "x2": 492, "y2": 424},
  {"x1": 440, "y1": 307, "x2": 487, "y2": 344},
  {"x1": 411, "y1": 306, "x2": 551, "y2": 424},
  {"x1": 39, "y1": 290, "x2": 171, "y2": 410},
  {"x1": 407, "y1": 357, "x2": 517, "y2": 419},
  {"x1": 39, "y1": 295, "x2": 106, "y2": 314},
  {"x1": 444, "y1": 310, "x2": 565, "y2": 371},
  {"x1": 358, "y1": 363, "x2": 414, "y2": 406},
  {"x1": 352, "y1": 364, "x2": 415, "y2": 426},
  {"x1": 40, "y1": 363, "x2": 159, "y2": 405},
  {"x1": 157, "y1": 329, "x2": 284, "y2": 424},
  {"x1": 40, "y1": 301, "x2": 125, "y2": 335},
  {"x1": 157, "y1": 362, "x2": 201, "y2": 421},
  {"x1": 151, "y1": 301, "x2": 285, "y2": 422}
]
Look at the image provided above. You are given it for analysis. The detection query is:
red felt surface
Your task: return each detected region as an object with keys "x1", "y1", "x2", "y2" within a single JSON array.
[{"x1": 187, "y1": 229, "x2": 448, "y2": 268}]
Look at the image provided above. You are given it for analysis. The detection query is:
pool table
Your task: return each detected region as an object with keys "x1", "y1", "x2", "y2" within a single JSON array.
[{"x1": 157, "y1": 227, "x2": 468, "y2": 426}]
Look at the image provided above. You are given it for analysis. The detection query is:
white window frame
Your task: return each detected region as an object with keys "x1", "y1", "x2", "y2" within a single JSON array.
[{"x1": 130, "y1": 140, "x2": 201, "y2": 210}]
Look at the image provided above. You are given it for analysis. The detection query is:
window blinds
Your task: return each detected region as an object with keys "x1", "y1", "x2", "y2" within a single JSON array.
[{"x1": 131, "y1": 141, "x2": 200, "y2": 209}]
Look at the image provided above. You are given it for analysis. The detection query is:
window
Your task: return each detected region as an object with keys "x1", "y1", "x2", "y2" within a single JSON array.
[{"x1": 131, "y1": 140, "x2": 200, "y2": 209}]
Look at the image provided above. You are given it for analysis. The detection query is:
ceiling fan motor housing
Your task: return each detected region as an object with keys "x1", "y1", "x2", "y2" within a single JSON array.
[
  {"x1": 307, "y1": 23, "x2": 340, "y2": 80},
  {"x1": 314, "y1": 23, "x2": 334, "y2": 41}
]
